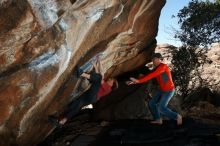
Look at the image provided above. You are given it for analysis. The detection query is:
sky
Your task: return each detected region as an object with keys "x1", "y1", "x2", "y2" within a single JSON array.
[{"x1": 156, "y1": 0, "x2": 191, "y2": 46}]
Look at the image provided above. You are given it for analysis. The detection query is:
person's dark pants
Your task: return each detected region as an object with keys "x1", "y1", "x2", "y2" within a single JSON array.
[{"x1": 63, "y1": 72, "x2": 102, "y2": 120}]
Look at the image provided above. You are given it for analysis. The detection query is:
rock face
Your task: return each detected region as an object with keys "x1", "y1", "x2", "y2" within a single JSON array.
[
  {"x1": 0, "y1": 0, "x2": 165, "y2": 145},
  {"x1": 93, "y1": 81, "x2": 153, "y2": 121}
]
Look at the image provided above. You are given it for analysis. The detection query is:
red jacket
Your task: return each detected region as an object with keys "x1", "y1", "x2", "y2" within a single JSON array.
[
  {"x1": 97, "y1": 81, "x2": 112, "y2": 101},
  {"x1": 138, "y1": 63, "x2": 175, "y2": 91}
]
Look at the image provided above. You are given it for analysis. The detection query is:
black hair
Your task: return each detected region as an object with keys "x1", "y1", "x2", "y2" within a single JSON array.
[{"x1": 152, "y1": 53, "x2": 163, "y2": 60}]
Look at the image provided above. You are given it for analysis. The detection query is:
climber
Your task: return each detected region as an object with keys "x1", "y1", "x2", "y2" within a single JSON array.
[
  {"x1": 49, "y1": 60, "x2": 118, "y2": 127},
  {"x1": 126, "y1": 53, "x2": 182, "y2": 125}
]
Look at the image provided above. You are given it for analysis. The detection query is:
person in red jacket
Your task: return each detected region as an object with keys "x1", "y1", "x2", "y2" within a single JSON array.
[
  {"x1": 127, "y1": 53, "x2": 182, "y2": 125},
  {"x1": 49, "y1": 61, "x2": 118, "y2": 127}
]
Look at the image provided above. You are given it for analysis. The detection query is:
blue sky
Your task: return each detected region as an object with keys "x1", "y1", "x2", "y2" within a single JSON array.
[{"x1": 156, "y1": 0, "x2": 191, "y2": 46}]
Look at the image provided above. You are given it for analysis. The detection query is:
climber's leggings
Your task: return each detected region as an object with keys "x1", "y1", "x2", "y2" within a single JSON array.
[{"x1": 64, "y1": 72, "x2": 102, "y2": 119}]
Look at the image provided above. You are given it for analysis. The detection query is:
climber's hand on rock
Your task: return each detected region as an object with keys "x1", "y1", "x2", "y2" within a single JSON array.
[
  {"x1": 126, "y1": 81, "x2": 135, "y2": 85},
  {"x1": 130, "y1": 77, "x2": 139, "y2": 83}
]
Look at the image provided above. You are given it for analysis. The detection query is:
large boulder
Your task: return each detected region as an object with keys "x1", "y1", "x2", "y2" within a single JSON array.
[
  {"x1": 0, "y1": 0, "x2": 165, "y2": 145},
  {"x1": 93, "y1": 80, "x2": 153, "y2": 121}
]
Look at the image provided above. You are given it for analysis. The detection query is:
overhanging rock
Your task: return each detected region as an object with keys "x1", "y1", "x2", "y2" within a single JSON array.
[{"x1": 0, "y1": 0, "x2": 165, "y2": 145}]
